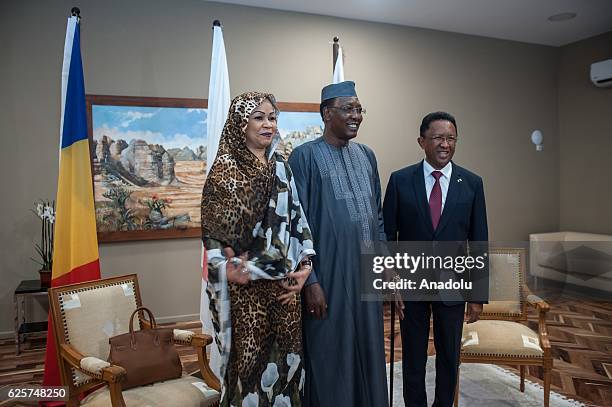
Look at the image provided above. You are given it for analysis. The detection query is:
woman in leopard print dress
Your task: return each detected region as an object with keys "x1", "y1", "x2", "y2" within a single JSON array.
[{"x1": 201, "y1": 91, "x2": 315, "y2": 406}]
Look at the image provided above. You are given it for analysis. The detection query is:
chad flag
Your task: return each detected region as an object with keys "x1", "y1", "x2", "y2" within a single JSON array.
[{"x1": 42, "y1": 14, "x2": 101, "y2": 388}]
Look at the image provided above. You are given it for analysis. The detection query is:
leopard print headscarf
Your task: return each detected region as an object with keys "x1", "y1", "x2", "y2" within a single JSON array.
[{"x1": 201, "y1": 91, "x2": 279, "y2": 253}]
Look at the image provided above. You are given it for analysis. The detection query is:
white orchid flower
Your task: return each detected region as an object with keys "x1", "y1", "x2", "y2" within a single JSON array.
[
  {"x1": 261, "y1": 363, "x2": 279, "y2": 401},
  {"x1": 242, "y1": 392, "x2": 259, "y2": 407},
  {"x1": 43, "y1": 205, "x2": 54, "y2": 220},
  {"x1": 48, "y1": 214, "x2": 56, "y2": 224},
  {"x1": 272, "y1": 394, "x2": 291, "y2": 407},
  {"x1": 286, "y1": 353, "x2": 300, "y2": 383},
  {"x1": 298, "y1": 369, "x2": 305, "y2": 392},
  {"x1": 36, "y1": 203, "x2": 44, "y2": 218}
]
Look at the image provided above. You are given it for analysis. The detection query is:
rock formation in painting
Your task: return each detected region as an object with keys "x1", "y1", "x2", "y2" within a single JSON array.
[
  {"x1": 196, "y1": 145, "x2": 207, "y2": 160},
  {"x1": 94, "y1": 135, "x2": 129, "y2": 164},
  {"x1": 278, "y1": 125, "x2": 323, "y2": 157},
  {"x1": 168, "y1": 146, "x2": 198, "y2": 161},
  {"x1": 121, "y1": 140, "x2": 175, "y2": 185}
]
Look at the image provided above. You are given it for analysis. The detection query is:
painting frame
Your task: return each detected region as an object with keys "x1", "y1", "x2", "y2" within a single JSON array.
[{"x1": 86, "y1": 94, "x2": 321, "y2": 243}]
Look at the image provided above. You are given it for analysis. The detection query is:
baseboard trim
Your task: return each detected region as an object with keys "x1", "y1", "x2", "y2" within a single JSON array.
[
  {"x1": 156, "y1": 313, "x2": 202, "y2": 329},
  {"x1": 0, "y1": 330, "x2": 14, "y2": 339}
]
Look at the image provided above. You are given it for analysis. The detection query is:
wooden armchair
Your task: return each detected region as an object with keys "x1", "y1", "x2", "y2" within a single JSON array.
[
  {"x1": 457, "y1": 248, "x2": 553, "y2": 407},
  {"x1": 48, "y1": 274, "x2": 220, "y2": 407}
]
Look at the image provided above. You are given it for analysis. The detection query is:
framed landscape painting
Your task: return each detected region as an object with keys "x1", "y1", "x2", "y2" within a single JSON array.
[{"x1": 86, "y1": 95, "x2": 322, "y2": 242}]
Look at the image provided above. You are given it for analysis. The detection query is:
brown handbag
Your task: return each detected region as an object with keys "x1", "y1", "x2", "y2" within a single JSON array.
[{"x1": 108, "y1": 306, "x2": 182, "y2": 389}]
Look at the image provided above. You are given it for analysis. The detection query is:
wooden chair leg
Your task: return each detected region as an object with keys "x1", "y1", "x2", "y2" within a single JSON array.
[
  {"x1": 543, "y1": 365, "x2": 551, "y2": 407},
  {"x1": 108, "y1": 381, "x2": 127, "y2": 407},
  {"x1": 519, "y1": 365, "x2": 525, "y2": 392}
]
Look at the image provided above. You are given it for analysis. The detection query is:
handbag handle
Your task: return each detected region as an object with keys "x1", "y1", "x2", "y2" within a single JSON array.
[{"x1": 128, "y1": 307, "x2": 157, "y2": 345}]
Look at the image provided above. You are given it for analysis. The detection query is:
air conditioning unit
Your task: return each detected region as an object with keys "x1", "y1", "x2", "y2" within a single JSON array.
[{"x1": 590, "y1": 59, "x2": 612, "y2": 88}]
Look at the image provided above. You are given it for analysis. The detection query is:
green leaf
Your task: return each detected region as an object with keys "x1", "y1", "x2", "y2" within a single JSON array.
[{"x1": 30, "y1": 257, "x2": 44, "y2": 267}]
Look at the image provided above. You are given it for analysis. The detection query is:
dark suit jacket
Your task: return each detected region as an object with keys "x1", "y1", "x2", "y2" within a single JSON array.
[{"x1": 383, "y1": 160, "x2": 488, "y2": 304}]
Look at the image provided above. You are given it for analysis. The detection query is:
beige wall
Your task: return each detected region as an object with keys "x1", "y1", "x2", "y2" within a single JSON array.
[
  {"x1": 0, "y1": 0, "x2": 564, "y2": 333},
  {"x1": 558, "y1": 31, "x2": 612, "y2": 234}
]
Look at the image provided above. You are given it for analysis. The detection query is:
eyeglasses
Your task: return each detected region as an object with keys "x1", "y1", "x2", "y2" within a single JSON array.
[
  {"x1": 328, "y1": 106, "x2": 366, "y2": 115},
  {"x1": 425, "y1": 135, "x2": 457, "y2": 144}
]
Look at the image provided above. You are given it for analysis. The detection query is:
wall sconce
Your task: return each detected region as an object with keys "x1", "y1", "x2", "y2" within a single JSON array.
[{"x1": 531, "y1": 130, "x2": 543, "y2": 151}]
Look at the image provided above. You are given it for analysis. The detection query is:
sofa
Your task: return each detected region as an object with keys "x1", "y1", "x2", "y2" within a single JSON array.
[{"x1": 529, "y1": 231, "x2": 612, "y2": 295}]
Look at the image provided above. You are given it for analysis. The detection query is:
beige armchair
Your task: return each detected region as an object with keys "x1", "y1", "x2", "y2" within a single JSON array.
[
  {"x1": 457, "y1": 248, "x2": 552, "y2": 407},
  {"x1": 48, "y1": 274, "x2": 220, "y2": 407}
]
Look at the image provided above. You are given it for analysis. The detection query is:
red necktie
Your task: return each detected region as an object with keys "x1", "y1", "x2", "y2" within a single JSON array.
[{"x1": 429, "y1": 171, "x2": 443, "y2": 230}]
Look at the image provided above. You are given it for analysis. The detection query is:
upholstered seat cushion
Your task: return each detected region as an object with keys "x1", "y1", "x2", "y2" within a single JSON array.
[
  {"x1": 461, "y1": 320, "x2": 543, "y2": 357},
  {"x1": 81, "y1": 375, "x2": 219, "y2": 407}
]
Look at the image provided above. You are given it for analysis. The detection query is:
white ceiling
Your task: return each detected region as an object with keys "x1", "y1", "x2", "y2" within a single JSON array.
[{"x1": 207, "y1": 0, "x2": 612, "y2": 46}]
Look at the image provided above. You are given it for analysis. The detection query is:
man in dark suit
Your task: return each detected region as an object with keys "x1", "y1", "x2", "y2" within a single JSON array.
[{"x1": 383, "y1": 111, "x2": 488, "y2": 407}]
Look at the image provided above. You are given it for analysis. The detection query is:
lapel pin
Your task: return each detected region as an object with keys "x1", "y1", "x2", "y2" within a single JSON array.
[{"x1": 457, "y1": 178, "x2": 463, "y2": 183}]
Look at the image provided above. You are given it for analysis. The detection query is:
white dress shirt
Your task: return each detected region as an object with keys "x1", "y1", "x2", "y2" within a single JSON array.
[{"x1": 423, "y1": 160, "x2": 452, "y2": 212}]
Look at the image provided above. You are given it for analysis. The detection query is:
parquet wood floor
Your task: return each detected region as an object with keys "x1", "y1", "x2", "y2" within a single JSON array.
[
  {"x1": 382, "y1": 299, "x2": 612, "y2": 406},
  {"x1": 1, "y1": 300, "x2": 610, "y2": 406}
]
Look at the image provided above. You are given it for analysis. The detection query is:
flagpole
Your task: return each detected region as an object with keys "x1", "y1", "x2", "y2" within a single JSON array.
[
  {"x1": 390, "y1": 300, "x2": 396, "y2": 407},
  {"x1": 332, "y1": 36, "x2": 339, "y2": 74},
  {"x1": 44, "y1": 5, "x2": 102, "y2": 390},
  {"x1": 201, "y1": 18, "x2": 230, "y2": 383}
]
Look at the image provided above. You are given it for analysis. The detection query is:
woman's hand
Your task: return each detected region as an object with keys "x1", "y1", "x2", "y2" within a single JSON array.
[
  {"x1": 277, "y1": 259, "x2": 312, "y2": 304},
  {"x1": 224, "y1": 247, "x2": 250, "y2": 285}
]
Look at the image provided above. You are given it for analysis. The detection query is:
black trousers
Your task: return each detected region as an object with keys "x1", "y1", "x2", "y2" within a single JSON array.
[{"x1": 400, "y1": 301, "x2": 465, "y2": 407}]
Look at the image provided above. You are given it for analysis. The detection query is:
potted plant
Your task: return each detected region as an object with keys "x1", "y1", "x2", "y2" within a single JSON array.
[{"x1": 32, "y1": 200, "x2": 55, "y2": 287}]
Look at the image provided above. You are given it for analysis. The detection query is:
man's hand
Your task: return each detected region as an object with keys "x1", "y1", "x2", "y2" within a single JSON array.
[
  {"x1": 383, "y1": 269, "x2": 405, "y2": 320},
  {"x1": 393, "y1": 291, "x2": 405, "y2": 320},
  {"x1": 224, "y1": 247, "x2": 250, "y2": 285},
  {"x1": 466, "y1": 302, "x2": 483, "y2": 324},
  {"x1": 303, "y1": 282, "x2": 327, "y2": 319}
]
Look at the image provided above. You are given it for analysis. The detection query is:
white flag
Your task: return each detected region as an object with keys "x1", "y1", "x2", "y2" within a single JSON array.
[
  {"x1": 206, "y1": 25, "x2": 230, "y2": 172},
  {"x1": 200, "y1": 23, "x2": 230, "y2": 381},
  {"x1": 332, "y1": 46, "x2": 344, "y2": 83}
]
